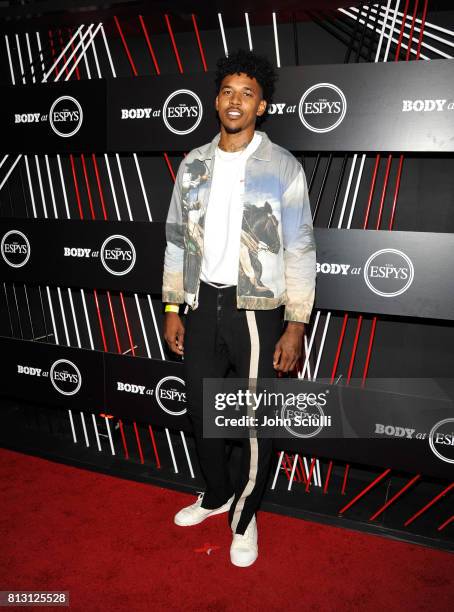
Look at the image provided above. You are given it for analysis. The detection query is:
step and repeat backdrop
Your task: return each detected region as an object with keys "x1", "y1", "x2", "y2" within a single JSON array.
[
  {"x1": 2, "y1": 59, "x2": 454, "y2": 153},
  {"x1": 1, "y1": 57, "x2": 454, "y2": 479}
]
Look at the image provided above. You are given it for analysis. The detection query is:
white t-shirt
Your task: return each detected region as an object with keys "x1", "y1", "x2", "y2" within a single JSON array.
[{"x1": 200, "y1": 132, "x2": 262, "y2": 286}]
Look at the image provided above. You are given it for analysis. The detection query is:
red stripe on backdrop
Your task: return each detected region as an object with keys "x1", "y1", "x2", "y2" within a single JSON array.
[
  {"x1": 406, "y1": 0, "x2": 420, "y2": 60},
  {"x1": 163, "y1": 152, "x2": 177, "y2": 182},
  {"x1": 80, "y1": 153, "x2": 97, "y2": 219},
  {"x1": 47, "y1": 30, "x2": 59, "y2": 79},
  {"x1": 395, "y1": 0, "x2": 410, "y2": 61},
  {"x1": 279, "y1": 452, "x2": 292, "y2": 482},
  {"x1": 323, "y1": 460, "x2": 333, "y2": 494},
  {"x1": 91, "y1": 154, "x2": 108, "y2": 220},
  {"x1": 369, "y1": 475, "x2": 421, "y2": 521},
  {"x1": 148, "y1": 425, "x2": 161, "y2": 468},
  {"x1": 438, "y1": 514, "x2": 454, "y2": 532},
  {"x1": 57, "y1": 29, "x2": 70, "y2": 79},
  {"x1": 339, "y1": 469, "x2": 392, "y2": 514},
  {"x1": 341, "y1": 463, "x2": 350, "y2": 496},
  {"x1": 361, "y1": 317, "x2": 377, "y2": 385},
  {"x1": 92, "y1": 286, "x2": 108, "y2": 352},
  {"x1": 404, "y1": 483, "x2": 454, "y2": 527},
  {"x1": 69, "y1": 154, "x2": 84, "y2": 218},
  {"x1": 192, "y1": 14, "x2": 208, "y2": 72},
  {"x1": 305, "y1": 457, "x2": 317, "y2": 492},
  {"x1": 165, "y1": 14, "x2": 184, "y2": 73},
  {"x1": 114, "y1": 15, "x2": 138, "y2": 76},
  {"x1": 374, "y1": 154, "x2": 392, "y2": 230},
  {"x1": 138, "y1": 15, "x2": 160, "y2": 75},
  {"x1": 133, "y1": 422, "x2": 145, "y2": 465},
  {"x1": 67, "y1": 27, "x2": 81, "y2": 80},
  {"x1": 118, "y1": 419, "x2": 130, "y2": 459},
  {"x1": 346, "y1": 315, "x2": 363, "y2": 383},
  {"x1": 106, "y1": 292, "x2": 122, "y2": 354},
  {"x1": 362, "y1": 154, "x2": 380, "y2": 229},
  {"x1": 285, "y1": 454, "x2": 302, "y2": 484},
  {"x1": 387, "y1": 155, "x2": 405, "y2": 231},
  {"x1": 298, "y1": 456, "x2": 309, "y2": 485},
  {"x1": 293, "y1": 455, "x2": 305, "y2": 484},
  {"x1": 289, "y1": 454, "x2": 304, "y2": 484},
  {"x1": 119, "y1": 292, "x2": 136, "y2": 356},
  {"x1": 330, "y1": 313, "x2": 348, "y2": 384},
  {"x1": 416, "y1": 0, "x2": 429, "y2": 59}
]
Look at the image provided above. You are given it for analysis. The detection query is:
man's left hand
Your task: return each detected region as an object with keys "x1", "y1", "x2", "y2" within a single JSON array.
[{"x1": 273, "y1": 322, "x2": 305, "y2": 373}]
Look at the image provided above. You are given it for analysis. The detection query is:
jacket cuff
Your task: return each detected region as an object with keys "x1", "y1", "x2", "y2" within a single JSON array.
[
  {"x1": 284, "y1": 305, "x2": 311, "y2": 324},
  {"x1": 162, "y1": 290, "x2": 185, "y2": 304}
]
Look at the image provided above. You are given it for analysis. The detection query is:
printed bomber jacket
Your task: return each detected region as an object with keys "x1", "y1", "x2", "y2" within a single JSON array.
[{"x1": 162, "y1": 129, "x2": 317, "y2": 324}]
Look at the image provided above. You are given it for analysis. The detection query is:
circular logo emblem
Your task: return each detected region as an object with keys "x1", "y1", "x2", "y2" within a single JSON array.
[
  {"x1": 100, "y1": 234, "x2": 136, "y2": 276},
  {"x1": 162, "y1": 89, "x2": 203, "y2": 135},
  {"x1": 363, "y1": 248, "x2": 414, "y2": 297},
  {"x1": 50, "y1": 359, "x2": 82, "y2": 396},
  {"x1": 155, "y1": 376, "x2": 187, "y2": 416},
  {"x1": 298, "y1": 83, "x2": 347, "y2": 133},
  {"x1": 280, "y1": 394, "x2": 327, "y2": 439},
  {"x1": 429, "y1": 418, "x2": 454, "y2": 465},
  {"x1": 49, "y1": 95, "x2": 83, "y2": 138},
  {"x1": 1, "y1": 230, "x2": 31, "y2": 268}
]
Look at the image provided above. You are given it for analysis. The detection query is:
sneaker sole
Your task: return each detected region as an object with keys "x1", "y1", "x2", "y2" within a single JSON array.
[
  {"x1": 230, "y1": 553, "x2": 258, "y2": 567},
  {"x1": 174, "y1": 497, "x2": 234, "y2": 527}
]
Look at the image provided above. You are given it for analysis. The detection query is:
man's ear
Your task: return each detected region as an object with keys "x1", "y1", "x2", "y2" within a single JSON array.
[
  {"x1": 215, "y1": 95, "x2": 219, "y2": 112},
  {"x1": 257, "y1": 99, "x2": 267, "y2": 117}
]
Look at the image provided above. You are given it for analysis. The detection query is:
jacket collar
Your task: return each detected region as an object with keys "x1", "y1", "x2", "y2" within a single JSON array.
[{"x1": 195, "y1": 129, "x2": 272, "y2": 162}]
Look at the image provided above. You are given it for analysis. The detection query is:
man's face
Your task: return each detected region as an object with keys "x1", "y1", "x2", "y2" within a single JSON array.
[{"x1": 215, "y1": 72, "x2": 267, "y2": 134}]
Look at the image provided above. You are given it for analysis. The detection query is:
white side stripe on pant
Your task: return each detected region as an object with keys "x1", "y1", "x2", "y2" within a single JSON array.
[{"x1": 230, "y1": 310, "x2": 260, "y2": 533}]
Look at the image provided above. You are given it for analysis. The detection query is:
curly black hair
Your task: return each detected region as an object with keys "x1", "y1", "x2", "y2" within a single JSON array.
[{"x1": 215, "y1": 49, "x2": 277, "y2": 103}]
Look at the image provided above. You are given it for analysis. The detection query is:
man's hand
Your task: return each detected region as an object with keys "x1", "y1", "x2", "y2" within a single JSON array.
[
  {"x1": 164, "y1": 312, "x2": 185, "y2": 356},
  {"x1": 273, "y1": 322, "x2": 305, "y2": 373}
]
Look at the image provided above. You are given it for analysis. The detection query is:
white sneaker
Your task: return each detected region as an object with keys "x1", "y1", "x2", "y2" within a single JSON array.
[
  {"x1": 174, "y1": 491, "x2": 234, "y2": 526},
  {"x1": 230, "y1": 515, "x2": 258, "y2": 567}
]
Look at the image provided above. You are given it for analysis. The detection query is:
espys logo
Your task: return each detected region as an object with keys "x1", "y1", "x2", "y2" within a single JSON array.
[
  {"x1": 280, "y1": 392, "x2": 330, "y2": 439},
  {"x1": 155, "y1": 376, "x2": 187, "y2": 416},
  {"x1": 50, "y1": 359, "x2": 82, "y2": 396},
  {"x1": 162, "y1": 89, "x2": 203, "y2": 135},
  {"x1": 429, "y1": 418, "x2": 454, "y2": 465},
  {"x1": 363, "y1": 249, "x2": 414, "y2": 297},
  {"x1": 100, "y1": 235, "x2": 136, "y2": 276},
  {"x1": 1, "y1": 230, "x2": 31, "y2": 268},
  {"x1": 298, "y1": 83, "x2": 347, "y2": 133},
  {"x1": 49, "y1": 96, "x2": 83, "y2": 137}
]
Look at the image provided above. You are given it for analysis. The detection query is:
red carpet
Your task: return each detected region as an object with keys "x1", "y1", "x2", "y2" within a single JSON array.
[{"x1": 0, "y1": 448, "x2": 452, "y2": 611}]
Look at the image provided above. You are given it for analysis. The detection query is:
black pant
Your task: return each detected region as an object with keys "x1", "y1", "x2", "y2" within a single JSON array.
[{"x1": 183, "y1": 279, "x2": 284, "y2": 535}]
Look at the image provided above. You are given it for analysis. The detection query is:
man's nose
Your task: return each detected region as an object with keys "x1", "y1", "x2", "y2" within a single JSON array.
[{"x1": 230, "y1": 91, "x2": 242, "y2": 105}]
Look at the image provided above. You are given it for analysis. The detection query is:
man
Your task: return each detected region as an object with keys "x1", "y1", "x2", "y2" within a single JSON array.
[{"x1": 162, "y1": 49, "x2": 316, "y2": 567}]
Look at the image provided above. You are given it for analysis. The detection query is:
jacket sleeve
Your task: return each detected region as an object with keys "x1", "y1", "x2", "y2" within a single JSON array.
[
  {"x1": 281, "y1": 160, "x2": 316, "y2": 323},
  {"x1": 162, "y1": 159, "x2": 186, "y2": 304}
]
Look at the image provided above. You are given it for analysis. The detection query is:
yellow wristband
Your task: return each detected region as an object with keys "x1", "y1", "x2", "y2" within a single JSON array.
[{"x1": 165, "y1": 304, "x2": 180, "y2": 313}]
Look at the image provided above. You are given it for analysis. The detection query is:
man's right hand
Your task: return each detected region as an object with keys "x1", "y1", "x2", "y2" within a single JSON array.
[{"x1": 164, "y1": 312, "x2": 185, "y2": 356}]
